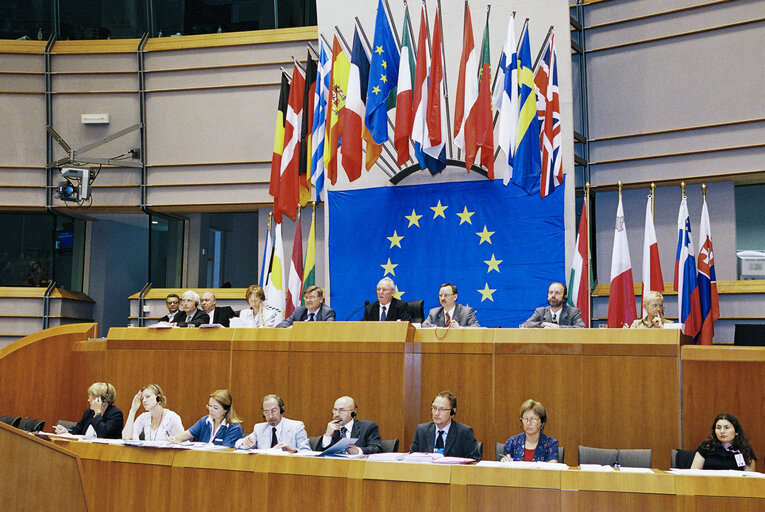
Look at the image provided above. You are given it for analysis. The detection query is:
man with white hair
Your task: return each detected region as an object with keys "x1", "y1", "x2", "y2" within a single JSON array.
[
  {"x1": 175, "y1": 290, "x2": 210, "y2": 327},
  {"x1": 200, "y1": 291, "x2": 236, "y2": 327},
  {"x1": 362, "y1": 277, "x2": 411, "y2": 322}
]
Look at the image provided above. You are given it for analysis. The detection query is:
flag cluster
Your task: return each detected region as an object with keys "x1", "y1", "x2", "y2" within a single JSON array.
[{"x1": 268, "y1": 4, "x2": 565, "y2": 214}]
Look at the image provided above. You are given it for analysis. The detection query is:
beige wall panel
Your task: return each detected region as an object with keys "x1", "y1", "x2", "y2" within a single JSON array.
[
  {"x1": 144, "y1": 43, "x2": 304, "y2": 70},
  {"x1": 1, "y1": 94, "x2": 46, "y2": 165},
  {"x1": 0, "y1": 189, "x2": 46, "y2": 207},
  {"x1": 50, "y1": 187, "x2": 141, "y2": 208},
  {"x1": 148, "y1": 163, "x2": 268, "y2": 185},
  {"x1": 88, "y1": 167, "x2": 142, "y2": 186},
  {"x1": 52, "y1": 74, "x2": 139, "y2": 93},
  {"x1": 1, "y1": 75, "x2": 45, "y2": 93},
  {"x1": 145, "y1": 68, "x2": 280, "y2": 91},
  {"x1": 2, "y1": 53, "x2": 44, "y2": 73},
  {"x1": 0, "y1": 168, "x2": 46, "y2": 187},
  {"x1": 147, "y1": 184, "x2": 266, "y2": 206},
  {"x1": 52, "y1": 53, "x2": 137, "y2": 73},
  {"x1": 145, "y1": 87, "x2": 277, "y2": 164}
]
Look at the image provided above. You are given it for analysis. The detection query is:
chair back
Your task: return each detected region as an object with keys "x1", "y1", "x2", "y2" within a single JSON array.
[
  {"x1": 618, "y1": 449, "x2": 652, "y2": 468},
  {"x1": 476, "y1": 441, "x2": 483, "y2": 460},
  {"x1": 56, "y1": 419, "x2": 77, "y2": 430},
  {"x1": 407, "y1": 300, "x2": 425, "y2": 323},
  {"x1": 18, "y1": 417, "x2": 45, "y2": 432},
  {"x1": 381, "y1": 438, "x2": 399, "y2": 453},
  {"x1": 578, "y1": 446, "x2": 618, "y2": 466},
  {"x1": 558, "y1": 446, "x2": 565, "y2": 463},
  {"x1": 495, "y1": 442, "x2": 504, "y2": 461},
  {"x1": 308, "y1": 435, "x2": 321, "y2": 451},
  {"x1": 0, "y1": 415, "x2": 21, "y2": 428},
  {"x1": 671, "y1": 448, "x2": 695, "y2": 469}
]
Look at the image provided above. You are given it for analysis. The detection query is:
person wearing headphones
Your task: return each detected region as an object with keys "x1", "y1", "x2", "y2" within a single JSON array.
[
  {"x1": 522, "y1": 282, "x2": 585, "y2": 328},
  {"x1": 169, "y1": 389, "x2": 242, "y2": 447},
  {"x1": 421, "y1": 283, "x2": 480, "y2": 327},
  {"x1": 318, "y1": 396, "x2": 382, "y2": 454},
  {"x1": 174, "y1": 290, "x2": 210, "y2": 327},
  {"x1": 121, "y1": 384, "x2": 184, "y2": 441},
  {"x1": 54, "y1": 382, "x2": 123, "y2": 438},
  {"x1": 501, "y1": 399, "x2": 559, "y2": 462},
  {"x1": 235, "y1": 394, "x2": 310, "y2": 452},
  {"x1": 409, "y1": 391, "x2": 481, "y2": 460}
]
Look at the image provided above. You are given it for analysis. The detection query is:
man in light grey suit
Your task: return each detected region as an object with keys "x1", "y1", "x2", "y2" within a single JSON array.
[
  {"x1": 523, "y1": 282, "x2": 585, "y2": 328},
  {"x1": 235, "y1": 394, "x2": 310, "y2": 452},
  {"x1": 421, "y1": 283, "x2": 480, "y2": 327}
]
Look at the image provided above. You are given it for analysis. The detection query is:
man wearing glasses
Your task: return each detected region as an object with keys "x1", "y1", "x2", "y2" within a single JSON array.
[
  {"x1": 409, "y1": 391, "x2": 481, "y2": 460},
  {"x1": 235, "y1": 394, "x2": 309, "y2": 452},
  {"x1": 158, "y1": 293, "x2": 181, "y2": 323},
  {"x1": 362, "y1": 277, "x2": 412, "y2": 322},
  {"x1": 421, "y1": 283, "x2": 480, "y2": 327},
  {"x1": 277, "y1": 286, "x2": 336, "y2": 327},
  {"x1": 318, "y1": 396, "x2": 382, "y2": 454}
]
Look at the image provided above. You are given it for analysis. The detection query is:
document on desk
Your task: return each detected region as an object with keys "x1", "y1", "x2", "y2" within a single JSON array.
[
  {"x1": 579, "y1": 464, "x2": 616, "y2": 472},
  {"x1": 477, "y1": 461, "x2": 569, "y2": 470},
  {"x1": 317, "y1": 437, "x2": 358, "y2": 456},
  {"x1": 366, "y1": 452, "x2": 406, "y2": 462},
  {"x1": 669, "y1": 468, "x2": 761, "y2": 477},
  {"x1": 123, "y1": 440, "x2": 174, "y2": 448},
  {"x1": 431, "y1": 456, "x2": 474, "y2": 465},
  {"x1": 617, "y1": 467, "x2": 654, "y2": 473}
]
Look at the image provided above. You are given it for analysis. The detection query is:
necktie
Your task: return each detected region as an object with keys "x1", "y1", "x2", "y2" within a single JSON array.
[
  {"x1": 309, "y1": 313, "x2": 315, "y2": 321},
  {"x1": 340, "y1": 426, "x2": 347, "y2": 439},
  {"x1": 552, "y1": 313, "x2": 558, "y2": 324},
  {"x1": 380, "y1": 305, "x2": 387, "y2": 321},
  {"x1": 435, "y1": 430, "x2": 445, "y2": 450},
  {"x1": 271, "y1": 427, "x2": 278, "y2": 447},
  {"x1": 444, "y1": 312, "x2": 451, "y2": 326}
]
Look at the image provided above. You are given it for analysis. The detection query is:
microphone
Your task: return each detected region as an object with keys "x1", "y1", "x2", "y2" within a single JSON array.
[{"x1": 345, "y1": 301, "x2": 370, "y2": 321}]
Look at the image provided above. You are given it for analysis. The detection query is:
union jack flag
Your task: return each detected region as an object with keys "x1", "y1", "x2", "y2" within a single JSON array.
[{"x1": 534, "y1": 32, "x2": 562, "y2": 198}]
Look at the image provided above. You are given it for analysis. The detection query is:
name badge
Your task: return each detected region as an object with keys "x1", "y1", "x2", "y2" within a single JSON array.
[{"x1": 734, "y1": 452, "x2": 745, "y2": 467}]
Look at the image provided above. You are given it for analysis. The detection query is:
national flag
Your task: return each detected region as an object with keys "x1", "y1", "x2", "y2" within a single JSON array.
[
  {"x1": 311, "y1": 40, "x2": 330, "y2": 203},
  {"x1": 511, "y1": 24, "x2": 542, "y2": 194},
  {"x1": 269, "y1": 74, "x2": 290, "y2": 201},
  {"x1": 259, "y1": 217, "x2": 274, "y2": 288},
  {"x1": 535, "y1": 32, "x2": 562, "y2": 198},
  {"x1": 324, "y1": 36, "x2": 350, "y2": 185},
  {"x1": 495, "y1": 15, "x2": 518, "y2": 185},
  {"x1": 674, "y1": 196, "x2": 702, "y2": 337},
  {"x1": 568, "y1": 201, "x2": 590, "y2": 327},
  {"x1": 607, "y1": 195, "x2": 637, "y2": 328},
  {"x1": 264, "y1": 221, "x2": 286, "y2": 322},
  {"x1": 411, "y1": 7, "x2": 444, "y2": 175},
  {"x1": 454, "y1": 3, "x2": 478, "y2": 168},
  {"x1": 697, "y1": 197, "x2": 719, "y2": 345},
  {"x1": 285, "y1": 213, "x2": 304, "y2": 317},
  {"x1": 394, "y1": 8, "x2": 415, "y2": 166},
  {"x1": 276, "y1": 62, "x2": 305, "y2": 222},
  {"x1": 365, "y1": 0, "x2": 400, "y2": 144},
  {"x1": 299, "y1": 51, "x2": 317, "y2": 206},
  {"x1": 303, "y1": 207, "x2": 316, "y2": 296},
  {"x1": 474, "y1": 15, "x2": 494, "y2": 179},
  {"x1": 341, "y1": 29, "x2": 369, "y2": 182},
  {"x1": 641, "y1": 194, "x2": 664, "y2": 316},
  {"x1": 424, "y1": 9, "x2": 447, "y2": 166}
]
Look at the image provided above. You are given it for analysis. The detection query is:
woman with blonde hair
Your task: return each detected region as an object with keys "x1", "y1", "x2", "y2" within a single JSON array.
[
  {"x1": 54, "y1": 382, "x2": 123, "y2": 439},
  {"x1": 122, "y1": 384, "x2": 184, "y2": 441},
  {"x1": 169, "y1": 389, "x2": 242, "y2": 447},
  {"x1": 238, "y1": 284, "x2": 279, "y2": 327}
]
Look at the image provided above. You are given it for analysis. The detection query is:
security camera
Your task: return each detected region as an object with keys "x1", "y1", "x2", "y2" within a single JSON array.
[{"x1": 58, "y1": 166, "x2": 91, "y2": 201}]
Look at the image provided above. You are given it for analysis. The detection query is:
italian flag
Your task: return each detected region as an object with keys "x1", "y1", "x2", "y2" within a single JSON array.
[
  {"x1": 568, "y1": 203, "x2": 590, "y2": 326},
  {"x1": 303, "y1": 208, "x2": 316, "y2": 295}
]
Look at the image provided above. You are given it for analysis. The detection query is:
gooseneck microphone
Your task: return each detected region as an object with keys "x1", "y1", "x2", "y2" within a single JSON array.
[{"x1": 345, "y1": 301, "x2": 370, "y2": 321}]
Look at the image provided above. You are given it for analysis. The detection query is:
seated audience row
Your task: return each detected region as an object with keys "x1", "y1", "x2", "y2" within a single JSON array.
[{"x1": 54, "y1": 382, "x2": 755, "y2": 471}]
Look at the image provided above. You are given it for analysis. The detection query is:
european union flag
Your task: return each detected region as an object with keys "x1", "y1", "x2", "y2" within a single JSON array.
[
  {"x1": 328, "y1": 178, "x2": 564, "y2": 327},
  {"x1": 365, "y1": 0, "x2": 400, "y2": 144}
]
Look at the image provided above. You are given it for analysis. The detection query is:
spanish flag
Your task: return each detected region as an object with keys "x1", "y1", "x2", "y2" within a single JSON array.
[{"x1": 323, "y1": 36, "x2": 350, "y2": 185}]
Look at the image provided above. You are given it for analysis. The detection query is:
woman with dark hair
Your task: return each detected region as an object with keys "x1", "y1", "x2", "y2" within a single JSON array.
[
  {"x1": 691, "y1": 413, "x2": 756, "y2": 471},
  {"x1": 501, "y1": 399, "x2": 559, "y2": 462},
  {"x1": 169, "y1": 389, "x2": 243, "y2": 447}
]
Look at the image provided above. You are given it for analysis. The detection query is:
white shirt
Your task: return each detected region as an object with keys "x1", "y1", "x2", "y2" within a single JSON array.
[
  {"x1": 321, "y1": 419, "x2": 354, "y2": 447},
  {"x1": 132, "y1": 409, "x2": 184, "y2": 441},
  {"x1": 238, "y1": 307, "x2": 279, "y2": 327}
]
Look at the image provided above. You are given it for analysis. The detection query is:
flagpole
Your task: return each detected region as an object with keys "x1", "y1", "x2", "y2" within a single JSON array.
[
  {"x1": 650, "y1": 182, "x2": 655, "y2": 219},
  {"x1": 307, "y1": 41, "x2": 320, "y2": 59},
  {"x1": 701, "y1": 183, "x2": 706, "y2": 201},
  {"x1": 533, "y1": 26, "x2": 554, "y2": 71},
  {"x1": 280, "y1": 67, "x2": 292, "y2": 83},
  {"x1": 422, "y1": 0, "x2": 431, "y2": 54},
  {"x1": 436, "y1": 0, "x2": 454, "y2": 159},
  {"x1": 585, "y1": 181, "x2": 591, "y2": 328},
  {"x1": 681, "y1": 181, "x2": 686, "y2": 198},
  {"x1": 382, "y1": 0, "x2": 401, "y2": 48}
]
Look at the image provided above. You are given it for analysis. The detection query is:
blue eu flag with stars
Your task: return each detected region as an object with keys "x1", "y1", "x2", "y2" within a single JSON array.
[
  {"x1": 328, "y1": 178, "x2": 564, "y2": 327},
  {"x1": 365, "y1": 0, "x2": 400, "y2": 145}
]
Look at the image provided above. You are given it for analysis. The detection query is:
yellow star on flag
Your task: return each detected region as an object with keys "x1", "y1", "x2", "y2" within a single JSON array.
[
  {"x1": 393, "y1": 290, "x2": 405, "y2": 300},
  {"x1": 456, "y1": 206, "x2": 475, "y2": 225},
  {"x1": 387, "y1": 230, "x2": 404, "y2": 249},
  {"x1": 478, "y1": 283, "x2": 496, "y2": 302},
  {"x1": 381, "y1": 258, "x2": 398, "y2": 276},
  {"x1": 375, "y1": 45, "x2": 384, "y2": 55},
  {"x1": 380, "y1": 74, "x2": 387, "y2": 83},
  {"x1": 372, "y1": 85, "x2": 381, "y2": 95},
  {"x1": 405, "y1": 209, "x2": 422, "y2": 227},
  {"x1": 381, "y1": 60, "x2": 387, "y2": 69},
  {"x1": 476, "y1": 225, "x2": 495, "y2": 244},
  {"x1": 484, "y1": 254, "x2": 502, "y2": 273},
  {"x1": 430, "y1": 200, "x2": 448, "y2": 219}
]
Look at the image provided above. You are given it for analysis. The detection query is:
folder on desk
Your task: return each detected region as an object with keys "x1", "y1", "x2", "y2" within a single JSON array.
[{"x1": 318, "y1": 437, "x2": 358, "y2": 456}]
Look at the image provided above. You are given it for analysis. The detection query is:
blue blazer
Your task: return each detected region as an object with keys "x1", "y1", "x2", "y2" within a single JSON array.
[
  {"x1": 503, "y1": 432, "x2": 559, "y2": 461},
  {"x1": 278, "y1": 302, "x2": 336, "y2": 327},
  {"x1": 187, "y1": 416, "x2": 243, "y2": 447}
]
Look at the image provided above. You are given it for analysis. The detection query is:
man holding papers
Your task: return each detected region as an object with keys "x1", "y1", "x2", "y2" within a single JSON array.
[
  {"x1": 318, "y1": 396, "x2": 382, "y2": 455},
  {"x1": 235, "y1": 394, "x2": 310, "y2": 452},
  {"x1": 410, "y1": 391, "x2": 481, "y2": 460},
  {"x1": 421, "y1": 283, "x2": 479, "y2": 327}
]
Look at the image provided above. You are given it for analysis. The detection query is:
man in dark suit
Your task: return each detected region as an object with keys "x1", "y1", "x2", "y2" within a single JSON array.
[
  {"x1": 200, "y1": 291, "x2": 236, "y2": 327},
  {"x1": 158, "y1": 293, "x2": 181, "y2": 322},
  {"x1": 175, "y1": 290, "x2": 210, "y2": 327},
  {"x1": 362, "y1": 277, "x2": 411, "y2": 322},
  {"x1": 522, "y1": 282, "x2": 585, "y2": 328},
  {"x1": 277, "y1": 286, "x2": 336, "y2": 327},
  {"x1": 319, "y1": 396, "x2": 382, "y2": 455},
  {"x1": 410, "y1": 391, "x2": 481, "y2": 460},
  {"x1": 421, "y1": 283, "x2": 480, "y2": 327}
]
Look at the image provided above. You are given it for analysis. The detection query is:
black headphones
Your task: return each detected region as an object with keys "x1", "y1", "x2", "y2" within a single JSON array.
[
  {"x1": 262, "y1": 394, "x2": 285, "y2": 417},
  {"x1": 351, "y1": 398, "x2": 357, "y2": 418},
  {"x1": 223, "y1": 390, "x2": 232, "y2": 411}
]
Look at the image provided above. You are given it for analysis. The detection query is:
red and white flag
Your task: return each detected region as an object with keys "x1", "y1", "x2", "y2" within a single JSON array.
[
  {"x1": 454, "y1": 4, "x2": 478, "y2": 168},
  {"x1": 277, "y1": 62, "x2": 305, "y2": 222},
  {"x1": 394, "y1": 8, "x2": 415, "y2": 166},
  {"x1": 641, "y1": 195, "x2": 664, "y2": 316},
  {"x1": 340, "y1": 29, "x2": 366, "y2": 182},
  {"x1": 424, "y1": 9, "x2": 446, "y2": 162},
  {"x1": 568, "y1": 202, "x2": 590, "y2": 326},
  {"x1": 535, "y1": 32, "x2": 562, "y2": 197},
  {"x1": 285, "y1": 215, "x2": 304, "y2": 318},
  {"x1": 607, "y1": 195, "x2": 637, "y2": 327}
]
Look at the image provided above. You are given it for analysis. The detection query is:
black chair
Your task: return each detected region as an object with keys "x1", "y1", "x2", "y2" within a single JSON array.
[
  {"x1": 56, "y1": 419, "x2": 77, "y2": 430},
  {"x1": 618, "y1": 449, "x2": 652, "y2": 468},
  {"x1": 496, "y1": 442, "x2": 565, "y2": 463},
  {"x1": 578, "y1": 445, "x2": 652, "y2": 468},
  {"x1": 381, "y1": 438, "x2": 399, "y2": 453},
  {"x1": 308, "y1": 435, "x2": 322, "y2": 451},
  {"x1": 558, "y1": 446, "x2": 565, "y2": 463},
  {"x1": 476, "y1": 441, "x2": 483, "y2": 460},
  {"x1": 0, "y1": 415, "x2": 21, "y2": 428},
  {"x1": 17, "y1": 417, "x2": 45, "y2": 432},
  {"x1": 671, "y1": 449, "x2": 696, "y2": 469},
  {"x1": 407, "y1": 300, "x2": 425, "y2": 324}
]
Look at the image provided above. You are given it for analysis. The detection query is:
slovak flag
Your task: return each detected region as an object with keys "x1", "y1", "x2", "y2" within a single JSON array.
[
  {"x1": 697, "y1": 196, "x2": 719, "y2": 345},
  {"x1": 674, "y1": 196, "x2": 702, "y2": 338}
]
